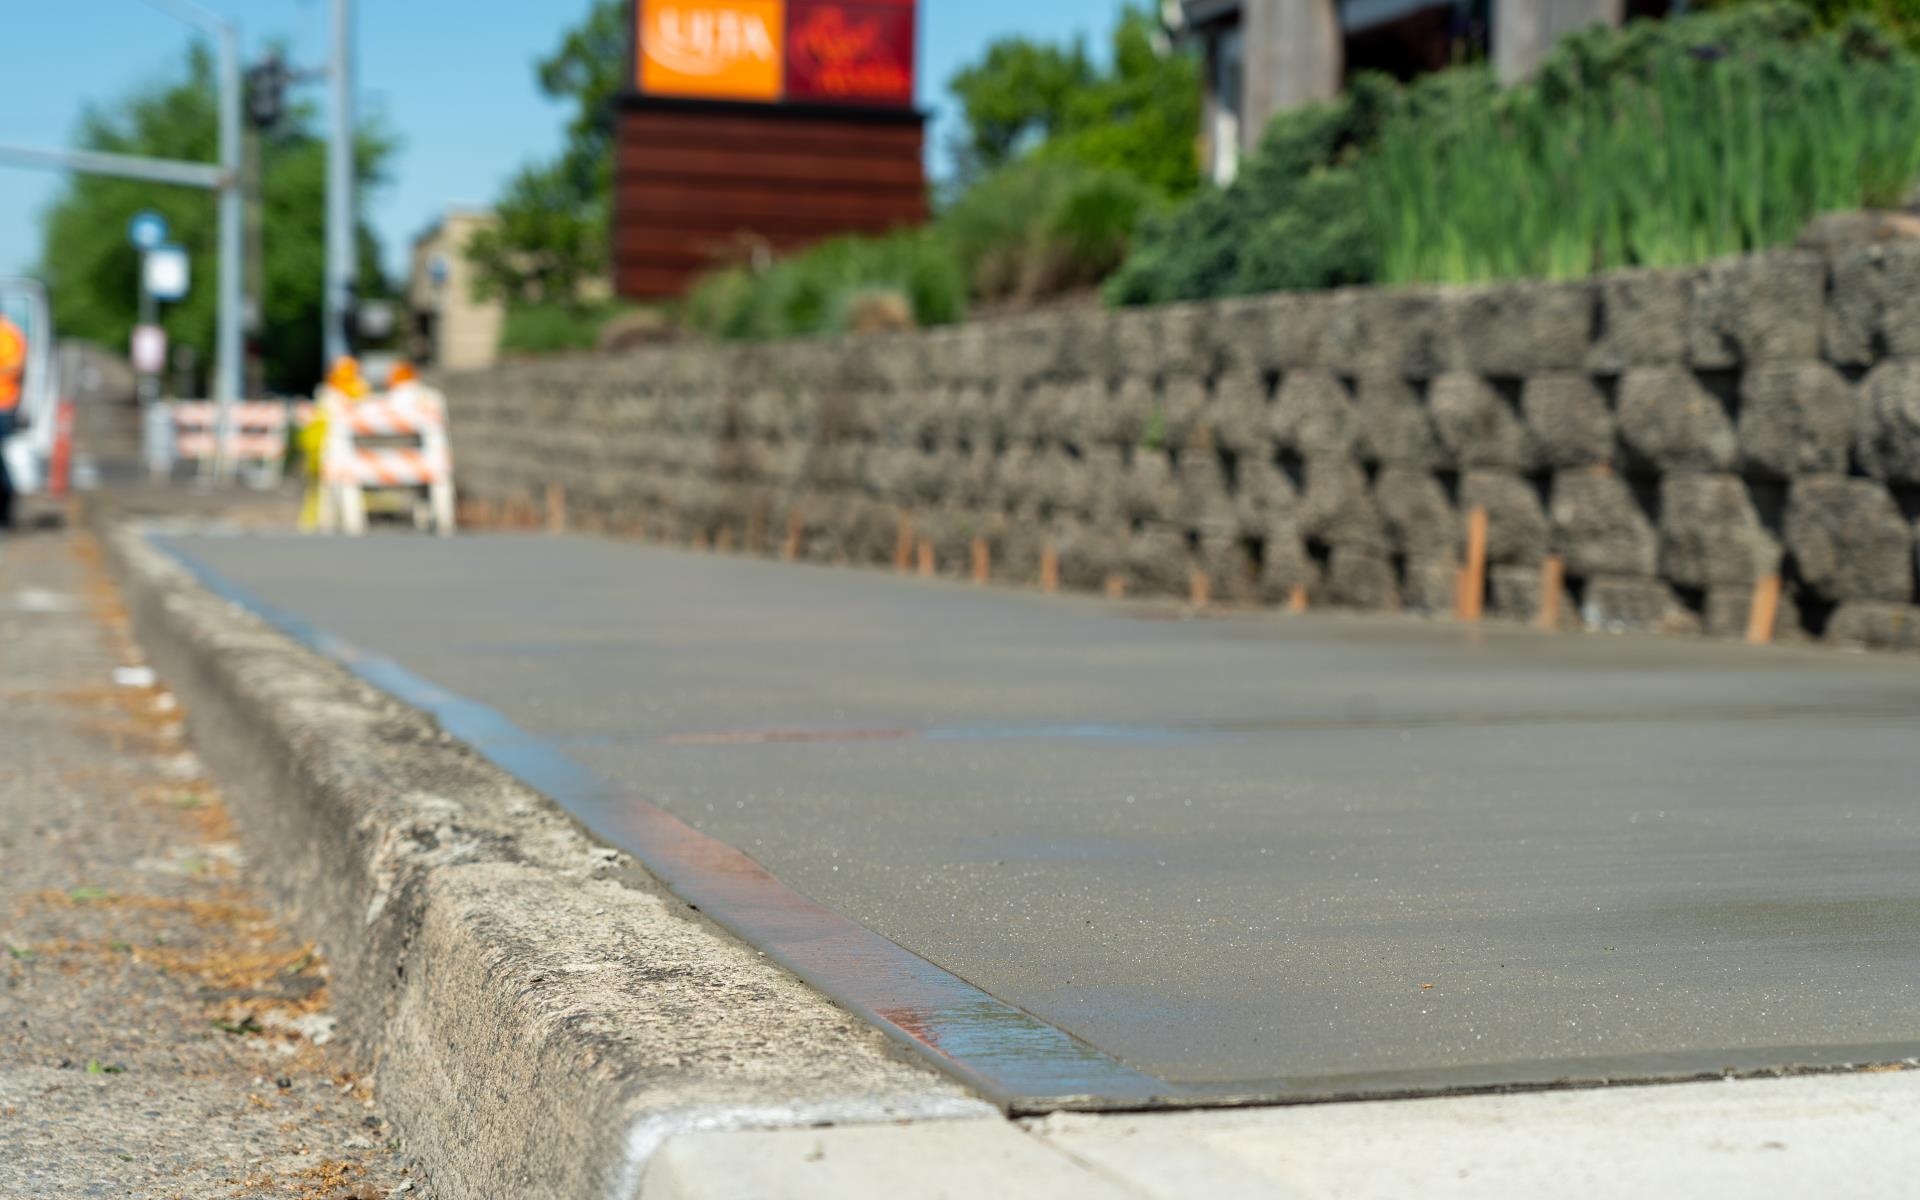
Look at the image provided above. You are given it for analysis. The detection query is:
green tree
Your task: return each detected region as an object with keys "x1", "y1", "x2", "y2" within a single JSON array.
[
  {"x1": 39, "y1": 46, "x2": 393, "y2": 395},
  {"x1": 948, "y1": 5, "x2": 1201, "y2": 197},
  {"x1": 466, "y1": 0, "x2": 624, "y2": 305},
  {"x1": 948, "y1": 37, "x2": 1096, "y2": 178}
]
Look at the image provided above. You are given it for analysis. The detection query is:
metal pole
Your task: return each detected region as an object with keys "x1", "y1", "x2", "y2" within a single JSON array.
[
  {"x1": 215, "y1": 19, "x2": 243, "y2": 479},
  {"x1": 325, "y1": 0, "x2": 355, "y2": 367},
  {"x1": 0, "y1": 143, "x2": 224, "y2": 189}
]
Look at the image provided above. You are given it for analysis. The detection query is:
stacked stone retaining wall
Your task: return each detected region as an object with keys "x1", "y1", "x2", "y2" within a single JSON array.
[{"x1": 446, "y1": 246, "x2": 1920, "y2": 650}]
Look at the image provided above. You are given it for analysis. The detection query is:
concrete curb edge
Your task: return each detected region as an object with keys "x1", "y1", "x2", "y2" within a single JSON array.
[{"x1": 95, "y1": 516, "x2": 989, "y2": 1199}]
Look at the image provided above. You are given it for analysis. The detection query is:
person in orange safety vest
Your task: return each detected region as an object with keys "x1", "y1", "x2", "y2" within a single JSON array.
[{"x1": 0, "y1": 314, "x2": 27, "y2": 529}]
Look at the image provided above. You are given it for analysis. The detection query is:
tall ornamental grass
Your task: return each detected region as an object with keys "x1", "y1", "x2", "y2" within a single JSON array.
[{"x1": 1367, "y1": 18, "x2": 1920, "y2": 284}]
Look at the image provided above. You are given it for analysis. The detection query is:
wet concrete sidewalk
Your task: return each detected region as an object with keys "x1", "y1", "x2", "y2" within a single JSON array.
[
  {"x1": 0, "y1": 523, "x2": 422, "y2": 1199},
  {"x1": 157, "y1": 532, "x2": 1920, "y2": 1103}
]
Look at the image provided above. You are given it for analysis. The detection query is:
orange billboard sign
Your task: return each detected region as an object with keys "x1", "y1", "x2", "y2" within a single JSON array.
[{"x1": 638, "y1": 0, "x2": 785, "y2": 102}]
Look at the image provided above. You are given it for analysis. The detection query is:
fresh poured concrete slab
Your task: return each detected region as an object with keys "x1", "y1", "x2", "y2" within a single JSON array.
[{"x1": 159, "y1": 532, "x2": 1920, "y2": 1097}]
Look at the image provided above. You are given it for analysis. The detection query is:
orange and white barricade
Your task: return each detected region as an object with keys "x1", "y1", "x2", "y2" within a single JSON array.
[
  {"x1": 169, "y1": 401, "x2": 220, "y2": 473},
  {"x1": 167, "y1": 400, "x2": 290, "y2": 485},
  {"x1": 227, "y1": 402, "x2": 290, "y2": 486},
  {"x1": 317, "y1": 383, "x2": 456, "y2": 535}
]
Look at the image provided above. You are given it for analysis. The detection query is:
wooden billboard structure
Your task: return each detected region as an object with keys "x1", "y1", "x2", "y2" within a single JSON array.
[{"x1": 616, "y1": 1, "x2": 929, "y2": 298}]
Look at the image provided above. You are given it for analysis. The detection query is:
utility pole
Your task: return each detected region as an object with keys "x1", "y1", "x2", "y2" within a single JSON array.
[
  {"x1": 325, "y1": 0, "x2": 356, "y2": 367},
  {"x1": 214, "y1": 17, "x2": 243, "y2": 478}
]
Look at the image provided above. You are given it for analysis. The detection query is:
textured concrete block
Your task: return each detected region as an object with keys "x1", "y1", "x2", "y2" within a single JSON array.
[
  {"x1": 1126, "y1": 525, "x2": 1192, "y2": 596},
  {"x1": 1688, "y1": 252, "x2": 1825, "y2": 367},
  {"x1": 1233, "y1": 457, "x2": 1299, "y2": 534},
  {"x1": 1177, "y1": 453, "x2": 1239, "y2": 534},
  {"x1": 1353, "y1": 375, "x2": 1445, "y2": 467},
  {"x1": 1401, "y1": 557, "x2": 1459, "y2": 615},
  {"x1": 1108, "y1": 307, "x2": 1161, "y2": 379},
  {"x1": 1588, "y1": 267, "x2": 1691, "y2": 371},
  {"x1": 1326, "y1": 548, "x2": 1400, "y2": 610},
  {"x1": 1430, "y1": 372, "x2": 1534, "y2": 469},
  {"x1": 1460, "y1": 470, "x2": 1549, "y2": 565},
  {"x1": 1617, "y1": 368, "x2": 1737, "y2": 473},
  {"x1": 1825, "y1": 242, "x2": 1920, "y2": 365},
  {"x1": 1258, "y1": 520, "x2": 1321, "y2": 598},
  {"x1": 1784, "y1": 476, "x2": 1915, "y2": 603},
  {"x1": 1271, "y1": 370, "x2": 1357, "y2": 457},
  {"x1": 1739, "y1": 361, "x2": 1855, "y2": 479},
  {"x1": 1301, "y1": 456, "x2": 1390, "y2": 552},
  {"x1": 1658, "y1": 473, "x2": 1780, "y2": 588},
  {"x1": 1522, "y1": 374, "x2": 1614, "y2": 469},
  {"x1": 1120, "y1": 451, "x2": 1180, "y2": 525},
  {"x1": 1826, "y1": 602, "x2": 1920, "y2": 651},
  {"x1": 1488, "y1": 564, "x2": 1573, "y2": 625},
  {"x1": 1374, "y1": 465, "x2": 1459, "y2": 558},
  {"x1": 1582, "y1": 576, "x2": 1700, "y2": 635},
  {"x1": 1197, "y1": 533, "x2": 1262, "y2": 603},
  {"x1": 1705, "y1": 584, "x2": 1801, "y2": 642},
  {"x1": 1318, "y1": 287, "x2": 1448, "y2": 379},
  {"x1": 1160, "y1": 372, "x2": 1209, "y2": 451},
  {"x1": 1441, "y1": 280, "x2": 1591, "y2": 374},
  {"x1": 1208, "y1": 368, "x2": 1271, "y2": 453},
  {"x1": 1109, "y1": 376, "x2": 1156, "y2": 447},
  {"x1": 1855, "y1": 359, "x2": 1920, "y2": 484}
]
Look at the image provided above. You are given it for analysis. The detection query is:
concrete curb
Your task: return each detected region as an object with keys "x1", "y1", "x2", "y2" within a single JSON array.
[{"x1": 98, "y1": 519, "x2": 989, "y2": 1199}]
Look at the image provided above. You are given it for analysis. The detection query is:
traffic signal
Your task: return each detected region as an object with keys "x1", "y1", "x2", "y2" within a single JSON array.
[{"x1": 246, "y1": 54, "x2": 289, "y2": 130}]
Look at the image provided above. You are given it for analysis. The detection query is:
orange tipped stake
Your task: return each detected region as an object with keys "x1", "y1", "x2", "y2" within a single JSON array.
[
  {"x1": 971, "y1": 537, "x2": 991, "y2": 584},
  {"x1": 1537, "y1": 554, "x2": 1565, "y2": 631},
  {"x1": 1040, "y1": 545, "x2": 1060, "y2": 594},
  {"x1": 1190, "y1": 568, "x2": 1211, "y2": 610},
  {"x1": 1287, "y1": 583, "x2": 1309, "y2": 613},
  {"x1": 894, "y1": 514, "x2": 914, "y2": 572},
  {"x1": 1456, "y1": 506, "x2": 1489, "y2": 623},
  {"x1": 783, "y1": 510, "x2": 804, "y2": 561},
  {"x1": 917, "y1": 539, "x2": 935, "y2": 577},
  {"x1": 1105, "y1": 572, "x2": 1126, "y2": 600},
  {"x1": 545, "y1": 482, "x2": 567, "y2": 534},
  {"x1": 1747, "y1": 573, "x2": 1782, "y2": 646}
]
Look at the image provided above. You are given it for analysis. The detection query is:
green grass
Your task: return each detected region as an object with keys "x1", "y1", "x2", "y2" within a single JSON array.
[
  {"x1": 1367, "y1": 16, "x2": 1920, "y2": 285},
  {"x1": 1115, "y1": 2, "x2": 1920, "y2": 300}
]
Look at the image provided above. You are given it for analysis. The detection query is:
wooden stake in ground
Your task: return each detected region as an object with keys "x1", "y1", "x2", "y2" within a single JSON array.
[
  {"x1": 1286, "y1": 584, "x2": 1309, "y2": 614},
  {"x1": 1747, "y1": 574, "x2": 1783, "y2": 646},
  {"x1": 1105, "y1": 573, "x2": 1126, "y2": 600},
  {"x1": 1040, "y1": 546, "x2": 1060, "y2": 594},
  {"x1": 917, "y1": 539, "x2": 935, "y2": 578},
  {"x1": 895, "y1": 514, "x2": 914, "y2": 572},
  {"x1": 783, "y1": 511, "x2": 804, "y2": 561},
  {"x1": 1455, "y1": 506, "x2": 1489, "y2": 623},
  {"x1": 1536, "y1": 555, "x2": 1565, "y2": 631},
  {"x1": 1189, "y1": 568, "x2": 1211, "y2": 610},
  {"x1": 544, "y1": 483, "x2": 566, "y2": 534},
  {"x1": 971, "y1": 537, "x2": 990, "y2": 585}
]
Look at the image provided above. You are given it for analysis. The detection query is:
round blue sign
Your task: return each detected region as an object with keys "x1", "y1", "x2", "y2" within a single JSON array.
[{"x1": 128, "y1": 211, "x2": 169, "y2": 252}]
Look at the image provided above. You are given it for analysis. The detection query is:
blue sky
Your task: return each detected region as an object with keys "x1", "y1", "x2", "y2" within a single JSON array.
[{"x1": 0, "y1": 0, "x2": 1129, "y2": 280}]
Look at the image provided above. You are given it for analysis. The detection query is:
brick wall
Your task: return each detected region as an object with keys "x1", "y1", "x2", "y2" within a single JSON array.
[{"x1": 446, "y1": 245, "x2": 1920, "y2": 650}]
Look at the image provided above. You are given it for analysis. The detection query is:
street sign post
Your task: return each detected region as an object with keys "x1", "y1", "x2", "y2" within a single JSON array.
[
  {"x1": 143, "y1": 245, "x2": 192, "y2": 303},
  {"x1": 131, "y1": 325, "x2": 168, "y2": 375},
  {"x1": 128, "y1": 210, "x2": 170, "y2": 253}
]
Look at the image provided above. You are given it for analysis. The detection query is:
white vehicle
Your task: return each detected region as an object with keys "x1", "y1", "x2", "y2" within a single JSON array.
[{"x1": 0, "y1": 278, "x2": 71, "y2": 508}]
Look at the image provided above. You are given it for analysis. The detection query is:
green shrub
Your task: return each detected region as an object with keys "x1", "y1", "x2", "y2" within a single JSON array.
[
  {"x1": 499, "y1": 301, "x2": 632, "y2": 355},
  {"x1": 941, "y1": 158, "x2": 1155, "y2": 305},
  {"x1": 684, "y1": 229, "x2": 965, "y2": 341}
]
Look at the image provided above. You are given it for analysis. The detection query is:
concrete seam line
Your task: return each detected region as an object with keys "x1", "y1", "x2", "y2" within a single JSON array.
[{"x1": 97, "y1": 518, "x2": 987, "y2": 1200}]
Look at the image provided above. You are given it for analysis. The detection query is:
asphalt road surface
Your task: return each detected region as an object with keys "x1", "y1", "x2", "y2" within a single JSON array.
[{"x1": 159, "y1": 532, "x2": 1920, "y2": 1097}]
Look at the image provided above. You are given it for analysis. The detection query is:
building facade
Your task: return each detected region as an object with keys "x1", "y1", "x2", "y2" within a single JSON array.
[{"x1": 408, "y1": 210, "x2": 506, "y2": 373}]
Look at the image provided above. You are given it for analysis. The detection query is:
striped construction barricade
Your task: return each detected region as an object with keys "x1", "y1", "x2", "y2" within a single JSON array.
[
  {"x1": 318, "y1": 383, "x2": 456, "y2": 535},
  {"x1": 167, "y1": 400, "x2": 291, "y2": 485}
]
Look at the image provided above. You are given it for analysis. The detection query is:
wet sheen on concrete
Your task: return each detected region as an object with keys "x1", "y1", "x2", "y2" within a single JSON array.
[{"x1": 159, "y1": 533, "x2": 1920, "y2": 1093}]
